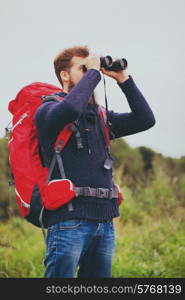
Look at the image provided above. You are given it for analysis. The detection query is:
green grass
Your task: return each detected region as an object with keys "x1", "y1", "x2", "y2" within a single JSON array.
[
  {"x1": 0, "y1": 217, "x2": 45, "y2": 277},
  {"x1": 0, "y1": 208, "x2": 185, "y2": 278},
  {"x1": 113, "y1": 215, "x2": 185, "y2": 277},
  {"x1": 112, "y1": 183, "x2": 185, "y2": 278}
]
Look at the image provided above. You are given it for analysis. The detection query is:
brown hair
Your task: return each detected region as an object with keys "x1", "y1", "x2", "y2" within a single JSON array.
[{"x1": 54, "y1": 45, "x2": 90, "y2": 86}]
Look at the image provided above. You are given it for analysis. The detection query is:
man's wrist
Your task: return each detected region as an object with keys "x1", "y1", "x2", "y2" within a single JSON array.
[{"x1": 116, "y1": 75, "x2": 130, "y2": 83}]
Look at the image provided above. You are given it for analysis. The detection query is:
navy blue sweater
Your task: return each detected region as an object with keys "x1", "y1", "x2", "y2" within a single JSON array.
[{"x1": 35, "y1": 69, "x2": 155, "y2": 226}]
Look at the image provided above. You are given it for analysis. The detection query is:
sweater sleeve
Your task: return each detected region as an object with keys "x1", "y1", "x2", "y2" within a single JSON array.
[
  {"x1": 107, "y1": 75, "x2": 156, "y2": 139},
  {"x1": 34, "y1": 69, "x2": 101, "y2": 132}
]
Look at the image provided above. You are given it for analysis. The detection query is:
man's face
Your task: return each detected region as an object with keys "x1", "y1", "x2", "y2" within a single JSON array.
[
  {"x1": 67, "y1": 56, "x2": 87, "y2": 91},
  {"x1": 65, "y1": 55, "x2": 97, "y2": 105}
]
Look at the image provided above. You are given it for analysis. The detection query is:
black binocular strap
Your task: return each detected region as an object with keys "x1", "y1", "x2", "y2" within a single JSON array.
[{"x1": 102, "y1": 74, "x2": 115, "y2": 140}]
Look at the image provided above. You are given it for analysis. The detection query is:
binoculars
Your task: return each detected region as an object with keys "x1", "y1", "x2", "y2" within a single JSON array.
[
  {"x1": 82, "y1": 55, "x2": 128, "y2": 73},
  {"x1": 100, "y1": 56, "x2": 128, "y2": 71}
]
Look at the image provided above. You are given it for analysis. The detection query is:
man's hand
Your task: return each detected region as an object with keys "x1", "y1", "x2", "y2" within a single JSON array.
[
  {"x1": 100, "y1": 67, "x2": 129, "y2": 83},
  {"x1": 85, "y1": 54, "x2": 100, "y2": 71}
]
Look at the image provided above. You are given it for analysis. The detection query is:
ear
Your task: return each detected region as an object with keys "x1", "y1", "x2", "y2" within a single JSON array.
[{"x1": 60, "y1": 70, "x2": 70, "y2": 82}]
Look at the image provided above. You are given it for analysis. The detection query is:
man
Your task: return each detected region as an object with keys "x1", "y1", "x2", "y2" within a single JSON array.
[{"x1": 35, "y1": 45, "x2": 155, "y2": 278}]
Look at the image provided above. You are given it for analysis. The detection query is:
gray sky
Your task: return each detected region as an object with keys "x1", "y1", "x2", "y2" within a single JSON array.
[{"x1": 1, "y1": 0, "x2": 185, "y2": 158}]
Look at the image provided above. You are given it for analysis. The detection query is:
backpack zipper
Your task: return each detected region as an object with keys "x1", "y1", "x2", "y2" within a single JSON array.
[
  {"x1": 11, "y1": 113, "x2": 28, "y2": 132},
  {"x1": 15, "y1": 188, "x2": 30, "y2": 208}
]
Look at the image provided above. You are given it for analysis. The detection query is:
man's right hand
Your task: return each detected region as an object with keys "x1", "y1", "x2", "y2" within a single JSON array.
[{"x1": 85, "y1": 54, "x2": 100, "y2": 71}]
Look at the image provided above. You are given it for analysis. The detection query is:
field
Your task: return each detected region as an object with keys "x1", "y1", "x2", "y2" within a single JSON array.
[{"x1": 0, "y1": 197, "x2": 185, "y2": 278}]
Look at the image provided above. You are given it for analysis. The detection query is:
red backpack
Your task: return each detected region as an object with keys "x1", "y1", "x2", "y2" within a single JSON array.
[{"x1": 7, "y1": 82, "x2": 123, "y2": 228}]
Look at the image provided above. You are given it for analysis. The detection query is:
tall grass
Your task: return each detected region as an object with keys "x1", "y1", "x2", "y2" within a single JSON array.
[
  {"x1": 0, "y1": 217, "x2": 45, "y2": 277},
  {"x1": 112, "y1": 165, "x2": 185, "y2": 278},
  {"x1": 0, "y1": 199, "x2": 185, "y2": 278}
]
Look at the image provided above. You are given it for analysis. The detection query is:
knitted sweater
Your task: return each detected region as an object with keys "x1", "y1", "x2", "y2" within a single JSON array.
[{"x1": 34, "y1": 69, "x2": 155, "y2": 226}]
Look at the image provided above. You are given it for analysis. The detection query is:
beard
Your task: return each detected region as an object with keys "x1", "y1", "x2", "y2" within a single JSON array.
[{"x1": 68, "y1": 78, "x2": 75, "y2": 91}]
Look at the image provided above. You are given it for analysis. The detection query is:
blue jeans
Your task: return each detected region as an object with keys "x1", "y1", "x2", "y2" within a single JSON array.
[{"x1": 44, "y1": 219, "x2": 115, "y2": 278}]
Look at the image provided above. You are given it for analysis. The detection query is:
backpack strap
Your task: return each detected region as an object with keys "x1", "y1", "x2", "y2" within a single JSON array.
[
  {"x1": 41, "y1": 94, "x2": 74, "y2": 212},
  {"x1": 99, "y1": 105, "x2": 115, "y2": 142},
  {"x1": 41, "y1": 94, "x2": 63, "y2": 103},
  {"x1": 54, "y1": 124, "x2": 74, "y2": 152},
  {"x1": 98, "y1": 105, "x2": 110, "y2": 146}
]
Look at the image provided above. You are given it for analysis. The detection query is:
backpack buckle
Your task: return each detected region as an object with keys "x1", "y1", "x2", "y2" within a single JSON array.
[
  {"x1": 108, "y1": 188, "x2": 113, "y2": 199},
  {"x1": 96, "y1": 188, "x2": 108, "y2": 198}
]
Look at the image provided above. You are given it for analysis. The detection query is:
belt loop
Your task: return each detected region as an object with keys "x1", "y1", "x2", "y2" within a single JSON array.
[{"x1": 67, "y1": 203, "x2": 74, "y2": 211}]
